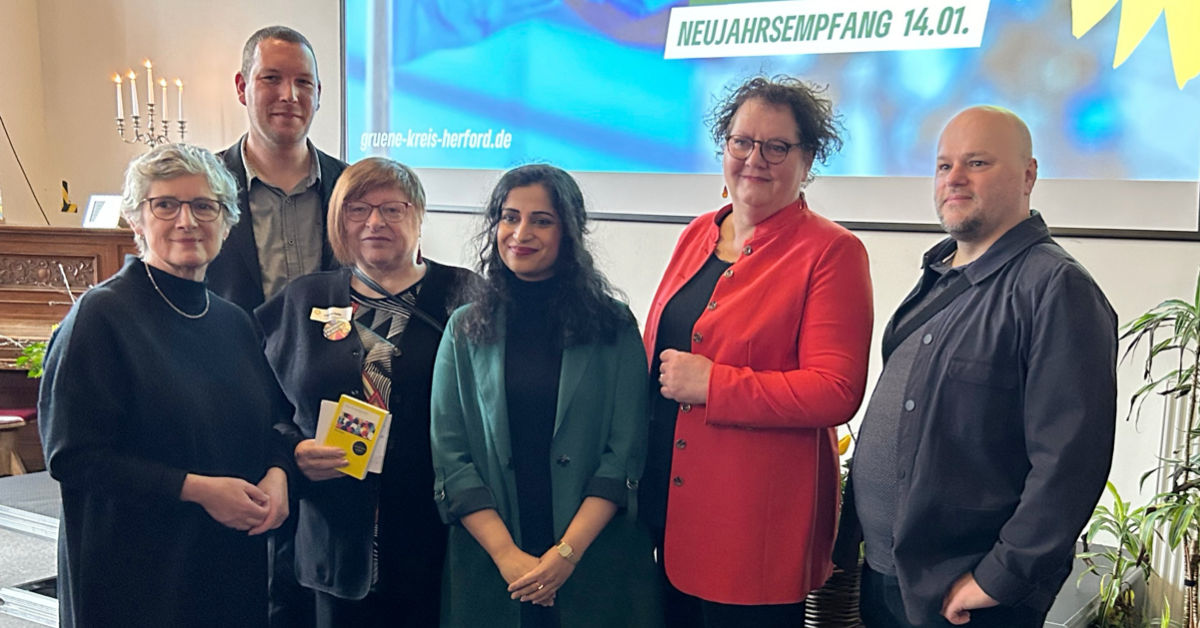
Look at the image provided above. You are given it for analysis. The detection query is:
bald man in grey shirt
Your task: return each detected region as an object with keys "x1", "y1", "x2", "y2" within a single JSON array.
[{"x1": 835, "y1": 107, "x2": 1116, "y2": 628}]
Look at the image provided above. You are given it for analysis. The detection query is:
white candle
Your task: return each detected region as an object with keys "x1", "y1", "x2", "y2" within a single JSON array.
[
  {"x1": 128, "y1": 70, "x2": 139, "y2": 117},
  {"x1": 144, "y1": 60, "x2": 154, "y2": 105},
  {"x1": 159, "y1": 79, "x2": 168, "y2": 120},
  {"x1": 175, "y1": 79, "x2": 184, "y2": 121},
  {"x1": 113, "y1": 74, "x2": 124, "y2": 120}
]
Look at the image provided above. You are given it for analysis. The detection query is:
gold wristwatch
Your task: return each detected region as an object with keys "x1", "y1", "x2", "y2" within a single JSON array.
[{"x1": 555, "y1": 541, "x2": 579, "y2": 565}]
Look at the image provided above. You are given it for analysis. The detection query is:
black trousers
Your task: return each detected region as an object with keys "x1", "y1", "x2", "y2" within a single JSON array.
[
  {"x1": 310, "y1": 565, "x2": 443, "y2": 628},
  {"x1": 859, "y1": 562, "x2": 1047, "y2": 628},
  {"x1": 315, "y1": 588, "x2": 441, "y2": 628},
  {"x1": 657, "y1": 554, "x2": 806, "y2": 628},
  {"x1": 268, "y1": 517, "x2": 315, "y2": 628}
]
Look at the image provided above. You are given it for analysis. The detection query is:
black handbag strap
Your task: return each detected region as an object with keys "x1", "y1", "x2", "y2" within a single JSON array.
[
  {"x1": 351, "y1": 266, "x2": 445, "y2": 334},
  {"x1": 881, "y1": 274, "x2": 970, "y2": 363}
]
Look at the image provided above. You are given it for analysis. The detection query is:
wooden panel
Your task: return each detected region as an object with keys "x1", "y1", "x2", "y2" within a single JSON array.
[
  {"x1": 0, "y1": 225, "x2": 135, "y2": 369},
  {"x1": 0, "y1": 226, "x2": 131, "y2": 471}
]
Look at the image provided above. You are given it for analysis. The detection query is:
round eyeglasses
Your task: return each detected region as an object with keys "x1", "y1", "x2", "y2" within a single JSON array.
[
  {"x1": 344, "y1": 201, "x2": 415, "y2": 223},
  {"x1": 143, "y1": 197, "x2": 224, "y2": 222},
  {"x1": 725, "y1": 135, "x2": 803, "y2": 165}
]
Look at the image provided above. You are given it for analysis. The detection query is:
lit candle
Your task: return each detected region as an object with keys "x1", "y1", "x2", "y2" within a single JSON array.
[
  {"x1": 159, "y1": 79, "x2": 168, "y2": 120},
  {"x1": 128, "y1": 70, "x2": 139, "y2": 118},
  {"x1": 175, "y1": 79, "x2": 184, "y2": 121},
  {"x1": 144, "y1": 60, "x2": 154, "y2": 105},
  {"x1": 113, "y1": 74, "x2": 124, "y2": 120}
]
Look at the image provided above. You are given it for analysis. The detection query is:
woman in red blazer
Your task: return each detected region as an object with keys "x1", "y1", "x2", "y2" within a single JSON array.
[{"x1": 642, "y1": 75, "x2": 874, "y2": 627}]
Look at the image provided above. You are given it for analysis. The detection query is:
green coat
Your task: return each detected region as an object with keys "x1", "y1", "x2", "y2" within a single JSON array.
[{"x1": 431, "y1": 304, "x2": 662, "y2": 628}]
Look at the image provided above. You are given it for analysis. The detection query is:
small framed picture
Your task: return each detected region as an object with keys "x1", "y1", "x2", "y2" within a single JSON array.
[{"x1": 83, "y1": 195, "x2": 123, "y2": 228}]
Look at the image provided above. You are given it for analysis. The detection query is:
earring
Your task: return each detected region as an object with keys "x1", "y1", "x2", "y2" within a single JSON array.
[
  {"x1": 721, "y1": 185, "x2": 728, "y2": 199},
  {"x1": 416, "y1": 245, "x2": 424, "y2": 264}
]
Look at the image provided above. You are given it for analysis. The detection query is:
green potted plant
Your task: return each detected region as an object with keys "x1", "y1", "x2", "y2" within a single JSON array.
[
  {"x1": 1080, "y1": 482, "x2": 1157, "y2": 628},
  {"x1": 14, "y1": 339, "x2": 48, "y2": 378},
  {"x1": 1082, "y1": 268, "x2": 1200, "y2": 628}
]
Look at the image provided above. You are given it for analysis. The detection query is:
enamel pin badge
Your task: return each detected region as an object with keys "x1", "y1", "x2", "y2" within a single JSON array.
[{"x1": 311, "y1": 306, "x2": 354, "y2": 341}]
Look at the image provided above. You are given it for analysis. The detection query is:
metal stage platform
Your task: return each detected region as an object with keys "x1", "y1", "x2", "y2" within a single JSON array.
[{"x1": 0, "y1": 472, "x2": 58, "y2": 627}]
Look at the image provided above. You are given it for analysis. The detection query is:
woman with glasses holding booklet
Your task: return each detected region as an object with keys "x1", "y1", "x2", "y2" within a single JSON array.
[
  {"x1": 39, "y1": 143, "x2": 294, "y2": 628},
  {"x1": 255, "y1": 157, "x2": 474, "y2": 628}
]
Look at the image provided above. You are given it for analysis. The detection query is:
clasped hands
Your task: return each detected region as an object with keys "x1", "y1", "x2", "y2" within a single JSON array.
[
  {"x1": 496, "y1": 545, "x2": 577, "y2": 608},
  {"x1": 180, "y1": 466, "x2": 289, "y2": 535},
  {"x1": 658, "y1": 349, "x2": 712, "y2": 405}
]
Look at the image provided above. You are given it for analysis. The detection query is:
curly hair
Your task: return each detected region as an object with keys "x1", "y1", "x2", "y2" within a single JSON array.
[
  {"x1": 455, "y1": 164, "x2": 630, "y2": 346},
  {"x1": 706, "y1": 74, "x2": 843, "y2": 181}
]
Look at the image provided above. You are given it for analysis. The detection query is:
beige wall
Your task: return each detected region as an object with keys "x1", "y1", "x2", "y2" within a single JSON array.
[
  {"x1": 0, "y1": 0, "x2": 55, "y2": 225},
  {"x1": 0, "y1": 0, "x2": 341, "y2": 226},
  {"x1": 3, "y1": 0, "x2": 1199, "y2": 511}
]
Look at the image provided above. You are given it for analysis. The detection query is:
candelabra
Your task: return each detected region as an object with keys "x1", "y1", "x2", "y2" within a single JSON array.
[
  {"x1": 115, "y1": 102, "x2": 186, "y2": 147},
  {"x1": 113, "y1": 62, "x2": 186, "y2": 148}
]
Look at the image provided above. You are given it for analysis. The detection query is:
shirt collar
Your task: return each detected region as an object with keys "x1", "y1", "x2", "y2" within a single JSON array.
[
  {"x1": 239, "y1": 135, "x2": 321, "y2": 190},
  {"x1": 921, "y1": 210, "x2": 1053, "y2": 285},
  {"x1": 709, "y1": 195, "x2": 809, "y2": 245}
]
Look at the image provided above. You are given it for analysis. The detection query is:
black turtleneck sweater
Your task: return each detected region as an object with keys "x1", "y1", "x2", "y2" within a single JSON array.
[
  {"x1": 504, "y1": 272, "x2": 564, "y2": 558},
  {"x1": 38, "y1": 256, "x2": 292, "y2": 628}
]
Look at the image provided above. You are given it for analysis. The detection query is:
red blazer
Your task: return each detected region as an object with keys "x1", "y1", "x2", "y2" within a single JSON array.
[{"x1": 643, "y1": 198, "x2": 873, "y2": 604}]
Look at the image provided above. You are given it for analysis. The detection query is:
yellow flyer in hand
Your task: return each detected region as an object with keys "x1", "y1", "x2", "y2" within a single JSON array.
[{"x1": 324, "y1": 395, "x2": 387, "y2": 480}]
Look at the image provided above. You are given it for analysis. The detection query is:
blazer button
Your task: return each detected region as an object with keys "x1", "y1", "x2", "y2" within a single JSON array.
[
  {"x1": 723, "y1": 269, "x2": 734, "y2": 279},
  {"x1": 904, "y1": 399, "x2": 915, "y2": 411},
  {"x1": 680, "y1": 403, "x2": 692, "y2": 413},
  {"x1": 707, "y1": 301, "x2": 717, "y2": 311},
  {"x1": 692, "y1": 332, "x2": 703, "y2": 343},
  {"x1": 672, "y1": 476, "x2": 684, "y2": 487},
  {"x1": 626, "y1": 478, "x2": 639, "y2": 490},
  {"x1": 742, "y1": 245, "x2": 753, "y2": 255},
  {"x1": 556, "y1": 455, "x2": 571, "y2": 467},
  {"x1": 922, "y1": 334, "x2": 933, "y2": 345},
  {"x1": 675, "y1": 439, "x2": 687, "y2": 449}
]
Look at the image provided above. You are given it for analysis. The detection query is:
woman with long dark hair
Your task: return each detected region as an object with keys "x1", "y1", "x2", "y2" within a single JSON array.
[{"x1": 431, "y1": 164, "x2": 661, "y2": 628}]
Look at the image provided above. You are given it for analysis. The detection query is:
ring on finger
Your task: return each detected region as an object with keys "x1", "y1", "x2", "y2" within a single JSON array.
[{"x1": 537, "y1": 584, "x2": 545, "y2": 590}]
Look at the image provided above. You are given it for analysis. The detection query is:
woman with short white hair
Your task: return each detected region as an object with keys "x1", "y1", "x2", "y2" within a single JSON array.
[{"x1": 39, "y1": 142, "x2": 294, "y2": 628}]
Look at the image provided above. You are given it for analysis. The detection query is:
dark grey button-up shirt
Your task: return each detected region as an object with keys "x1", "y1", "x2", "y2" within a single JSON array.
[
  {"x1": 854, "y1": 257, "x2": 966, "y2": 576},
  {"x1": 241, "y1": 139, "x2": 324, "y2": 300},
  {"x1": 836, "y1": 211, "x2": 1117, "y2": 625}
]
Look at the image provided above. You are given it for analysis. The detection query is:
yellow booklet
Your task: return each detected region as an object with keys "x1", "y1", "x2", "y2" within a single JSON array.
[{"x1": 322, "y1": 395, "x2": 388, "y2": 480}]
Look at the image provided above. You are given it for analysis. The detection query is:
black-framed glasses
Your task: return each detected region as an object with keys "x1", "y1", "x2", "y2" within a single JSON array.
[
  {"x1": 143, "y1": 197, "x2": 224, "y2": 222},
  {"x1": 344, "y1": 201, "x2": 414, "y2": 223},
  {"x1": 725, "y1": 135, "x2": 802, "y2": 165}
]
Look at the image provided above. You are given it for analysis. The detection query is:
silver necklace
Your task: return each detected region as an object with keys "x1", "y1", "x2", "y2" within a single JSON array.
[{"x1": 144, "y1": 261, "x2": 209, "y2": 319}]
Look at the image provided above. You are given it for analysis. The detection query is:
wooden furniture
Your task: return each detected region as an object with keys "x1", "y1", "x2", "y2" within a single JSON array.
[
  {"x1": 0, "y1": 415, "x2": 28, "y2": 477},
  {"x1": 0, "y1": 225, "x2": 136, "y2": 472}
]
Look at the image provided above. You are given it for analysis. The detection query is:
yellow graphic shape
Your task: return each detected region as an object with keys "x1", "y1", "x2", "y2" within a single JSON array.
[{"x1": 1072, "y1": 0, "x2": 1200, "y2": 89}]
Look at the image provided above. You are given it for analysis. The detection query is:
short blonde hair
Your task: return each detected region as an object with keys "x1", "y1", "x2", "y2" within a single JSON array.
[
  {"x1": 327, "y1": 157, "x2": 426, "y2": 266},
  {"x1": 119, "y1": 143, "x2": 240, "y2": 255}
]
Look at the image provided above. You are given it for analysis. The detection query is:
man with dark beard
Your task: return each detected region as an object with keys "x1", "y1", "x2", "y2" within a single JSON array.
[{"x1": 835, "y1": 106, "x2": 1118, "y2": 628}]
